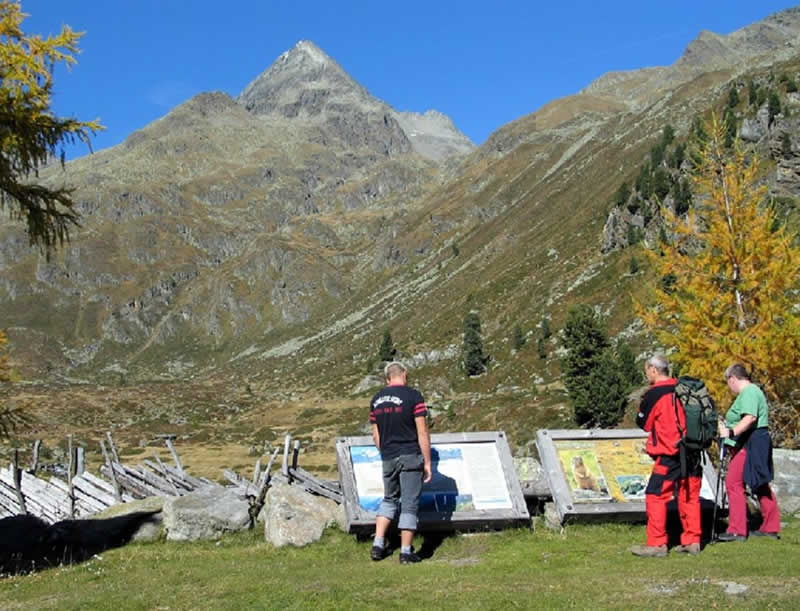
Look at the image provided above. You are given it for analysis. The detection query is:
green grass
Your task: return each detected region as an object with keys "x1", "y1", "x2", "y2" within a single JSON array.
[{"x1": 1, "y1": 519, "x2": 797, "y2": 609}]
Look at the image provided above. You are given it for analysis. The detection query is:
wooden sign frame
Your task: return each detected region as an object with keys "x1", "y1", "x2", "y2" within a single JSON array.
[
  {"x1": 336, "y1": 431, "x2": 530, "y2": 534},
  {"x1": 536, "y1": 428, "x2": 720, "y2": 524}
]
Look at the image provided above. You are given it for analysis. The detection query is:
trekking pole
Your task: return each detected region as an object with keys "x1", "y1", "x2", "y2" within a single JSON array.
[{"x1": 710, "y1": 440, "x2": 727, "y2": 543}]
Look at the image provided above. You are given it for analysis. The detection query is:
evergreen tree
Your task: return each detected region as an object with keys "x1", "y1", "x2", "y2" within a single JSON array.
[
  {"x1": 540, "y1": 318, "x2": 552, "y2": 339},
  {"x1": 561, "y1": 305, "x2": 613, "y2": 426},
  {"x1": 668, "y1": 142, "x2": 686, "y2": 169},
  {"x1": 673, "y1": 178, "x2": 693, "y2": 216},
  {"x1": 462, "y1": 311, "x2": 487, "y2": 376},
  {"x1": 768, "y1": 91, "x2": 781, "y2": 124},
  {"x1": 0, "y1": 3, "x2": 102, "y2": 258},
  {"x1": 652, "y1": 167, "x2": 671, "y2": 200},
  {"x1": 378, "y1": 329, "x2": 396, "y2": 362},
  {"x1": 637, "y1": 115, "x2": 800, "y2": 434},
  {"x1": 748, "y1": 80, "x2": 759, "y2": 107},
  {"x1": 536, "y1": 336, "x2": 548, "y2": 360},
  {"x1": 616, "y1": 341, "x2": 642, "y2": 388},
  {"x1": 583, "y1": 348, "x2": 629, "y2": 428},
  {"x1": 615, "y1": 181, "x2": 631, "y2": 208},
  {"x1": 727, "y1": 86, "x2": 740, "y2": 109},
  {"x1": 512, "y1": 325, "x2": 526, "y2": 351},
  {"x1": 781, "y1": 132, "x2": 793, "y2": 158},
  {"x1": 662, "y1": 124, "x2": 675, "y2": 147}
]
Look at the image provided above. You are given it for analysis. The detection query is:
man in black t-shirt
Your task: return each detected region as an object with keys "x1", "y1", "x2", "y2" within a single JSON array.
[{"x1": 369, "y1": 361, "x2": 432, "y2": 564}]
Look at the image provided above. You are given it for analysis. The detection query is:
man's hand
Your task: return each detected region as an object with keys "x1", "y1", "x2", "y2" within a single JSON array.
[{"x1": 423, "y1": 462, "x2": 432, "y2": 483}]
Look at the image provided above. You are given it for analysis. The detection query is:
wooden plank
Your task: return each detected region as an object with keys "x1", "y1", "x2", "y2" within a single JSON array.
[
  {"x1": 76, "y1": 447, "x2": 85, "y2": 475},
  {"x1": 291, "y1": 440, "x2": 300, "y2": 471},
  {"x1": 114, "y1": 463, "x2": 172, "y2": 497},
  {"x1": 164, "y1": 437, "x2": 184, "y2": 475},
  {"x1": 67, "y1": 435, "x2": 75, "y2": 518},
  {"x1": 11, "y1": 451, "x2": 27, "y2": 515},
  {"x1": 73, "y1": 474, "x2": 118, "y2": 507},
  {"x1": 49, "y1": 477, "x2": 107, "y2": 513},
  {"x1": 291, "y1": 466, "x2": 342, "y2": 495},
  {"x1": 100, "y1": 439, "x2": 123, "y2": 502},
  {"x1": 106, "y1": 431, "x2": 121, "y2": 463},
  {"x1": 149, "y1": 454, "x2": 181, "y2": 495},
  {"x1": 149, "y1": 461, "x2": 209, "y2": 490},
  {"x1": 29, "y1": 439, "x2": 41, "y2": 473},
  {"x1": 252, "y1": 458, "x2": 262, "y2": 487},
  {"x1": 282, "y1": 434, "x2": 291, "y2": 479}
]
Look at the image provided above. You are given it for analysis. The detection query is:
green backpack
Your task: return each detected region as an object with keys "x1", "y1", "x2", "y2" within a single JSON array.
[{"x1": 673, "y1": 376, "x2": 718, "y2": 450}]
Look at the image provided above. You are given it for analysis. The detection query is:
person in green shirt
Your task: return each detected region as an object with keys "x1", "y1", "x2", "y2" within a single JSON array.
[{"x1": 716, "y1": 364, "x2": 781, "y2": 541}]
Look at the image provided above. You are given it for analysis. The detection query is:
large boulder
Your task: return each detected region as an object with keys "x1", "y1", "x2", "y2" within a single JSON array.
[
  {"x1": 163, "y1": 486, "x2": 252, "y2": 541},
  {"x1": 261, "y1": 481, "x2": 345, "y2": 547},
  {"x1": 772, "y1": 449, "x2": 800, "y2": 516},
  {"x1": 89, "y1": 496, "x2": 167, "y2": 543}
]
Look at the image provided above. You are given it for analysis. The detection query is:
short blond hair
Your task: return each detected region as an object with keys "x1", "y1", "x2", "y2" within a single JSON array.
[{"x1": 384, "y1": 361, "x2": 407, "y2": 379}]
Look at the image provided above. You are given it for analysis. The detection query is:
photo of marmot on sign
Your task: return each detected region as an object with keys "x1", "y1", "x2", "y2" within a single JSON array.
[
  {"x1": 0, "y1": 511, "x2": 159, "y2": 576},
  {"x1": 571, "y1": 455, "x2": 598, "y2": 491}
]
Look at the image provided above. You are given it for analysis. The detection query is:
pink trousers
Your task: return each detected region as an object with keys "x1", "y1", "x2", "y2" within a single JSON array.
[{"x1": 725, "y1": 446, "x2": 781, "y2": 535}]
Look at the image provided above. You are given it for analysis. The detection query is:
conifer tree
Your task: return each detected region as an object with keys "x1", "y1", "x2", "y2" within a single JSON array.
[
  {"x1": 512, "y1": 324, "x2": 526, "y2": 351},
  {"x1": 0, "y1": 2, "x2": 102, "y2": 258},
  {"x1": 378, "y1": 329, "x2": 396, "y2": 362},
  {"x1": 637, "y1": 115, "x2": 800, "y2": 426},
  {"x1": 462, "y1": 311, "x2": 487, "y2": 376}
]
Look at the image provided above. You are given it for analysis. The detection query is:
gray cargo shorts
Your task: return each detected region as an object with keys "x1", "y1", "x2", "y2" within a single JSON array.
[{"x1": 376, "y1": 453, "x2": 424, "y2": 531}]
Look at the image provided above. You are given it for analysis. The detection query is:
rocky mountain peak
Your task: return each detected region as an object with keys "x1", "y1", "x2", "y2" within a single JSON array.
[{"x1": 237, "y1": 39, "x2": 372, "y2": 117}]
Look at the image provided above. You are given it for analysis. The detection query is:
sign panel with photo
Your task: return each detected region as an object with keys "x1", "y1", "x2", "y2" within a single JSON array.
[
  {"x1": 336, "y1": 432, "x2": 528, "y2": 533},
  {"x1": 538, "y1": 429, "x2": 721, "y2": 523}
]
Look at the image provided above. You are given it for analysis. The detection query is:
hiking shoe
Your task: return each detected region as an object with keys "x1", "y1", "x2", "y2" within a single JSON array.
[
  {"x1": 370, "y1": 545, "x2": 389, "y2": 561},
  {"x1": 672, "y1": 543, "x2": 701, "y2": 555},
  {"x1": 716, "y1": 532, "x2": 746, "y2": 542},
  {"x1": 631, "y1": 544, "x2": 667, "y2": 558},
  {"x1": 399, "y1": 549, "x2": 422, "y2": 564},
  {"x1": 749, "y1": 530, "x2": 780, "y2": 540}
]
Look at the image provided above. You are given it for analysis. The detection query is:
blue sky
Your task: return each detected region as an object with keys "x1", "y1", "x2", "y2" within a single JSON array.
[{"x1": 21, "y1": 1, "x2": 800, "y2": 157}]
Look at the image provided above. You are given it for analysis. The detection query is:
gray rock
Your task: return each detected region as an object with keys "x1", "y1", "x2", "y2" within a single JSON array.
[
  {"x1": 163, "y1": 486, "x2": 252, "y2": 541},
  {"x1": 514, "y1": 456, "x2": 552, "y2": 498},
  {"x1": 89, "y1": 496, "x2": 167, "y2": 543},
  {"x1": 542, "y1": 502, "x2": 562, "y2": 531},
  {"x1": 261, "y1": 481, "x2": 345, "y2": 547},
  {"x1": 739, "y1": 105, "x2": 770, "y2": 142},
  {"x1": 773, "y1": 448, "x2": 800, "y2": 516},
  {"x1": 352, "y1": 374, "x2": 384, "y2": 395}
]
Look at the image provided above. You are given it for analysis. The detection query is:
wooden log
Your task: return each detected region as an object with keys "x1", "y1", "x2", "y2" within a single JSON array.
[
  {"x1": 252, "y1": 458, "x2": 262, "y2": 487},
  {"x1": 76, "y1": 447, "x2": 85, "y2": 475},
  {"x1": 291, "y1": 466, "x2": 342, "y2": 495},
  {"x1": 12, "y1": 451, "x2": 27, "y2": 515},
  {"x1": 47, "y1": 477, "x2": 106, "y2": 514},
  {"x1": 29, "y1": 439, "x2": 42, "y2": 473},
  {"x1": 149, "y1": 454, "x2": 181, "y2": 495},
  {"x1": 163, "y1": 437, "x2": 184, "y2": 475},
  {"x1": 288, "y1": 467, "x2": 343, "y2": 503},
  {"x1": 80, "y1": 471, "x2": 134, "y2": 503},
  {"x1": 143, "y1": 460, "x2": 193, "y2": 492},
  {"x1": 100, "y1": 464, "x2": 154, "y2": 499},
  {"x1": 100, "y1": 439, "x2": 123, "y2": 502},
  {"x1": 113, "y1": 463, "x2": 171, "y2": 497},
  {"x1": 72, "y1": 474, "x2": 118, "y2": 507},
  {"x1": 147, "y1": 461, "x2": 209, "y2": 490},
  {"x1": 291, "y1": 440, "x2": 300, "y2": 471},
  {"x1": 105, "y1": 431, "x2": 121, "y2": 463},
  {"x1": 282, "y1": 434, "x2": 291, "y2": 479},
  {"x1": 67, "y1": 435, "x2": 75, "y2": 518}
]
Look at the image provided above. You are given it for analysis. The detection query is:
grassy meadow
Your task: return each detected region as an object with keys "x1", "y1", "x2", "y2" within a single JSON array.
[{"x1": 1, "y1": 518, "x2": 797, "y2": 610}]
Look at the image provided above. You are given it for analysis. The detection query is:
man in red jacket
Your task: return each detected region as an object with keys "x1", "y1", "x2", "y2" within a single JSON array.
[{"x1": 631, "y1": 354, "x2": 702, "y2": 557}]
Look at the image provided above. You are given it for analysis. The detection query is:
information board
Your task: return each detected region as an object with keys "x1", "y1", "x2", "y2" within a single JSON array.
[
  {"x1": 537, "y1": 429, "x2": 720, "y2": 523},
  {"x1": 336, "y1": 432, "x2": 530, "y2": 533}
]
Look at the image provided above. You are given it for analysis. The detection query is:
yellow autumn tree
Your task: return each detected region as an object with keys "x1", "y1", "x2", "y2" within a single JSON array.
[
  {"x1": 637, "y1": 114, "x2": 800, "y2": 441},
  {"x1": 0, "y1": 1, "x2": 102, "y2": 258}
]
